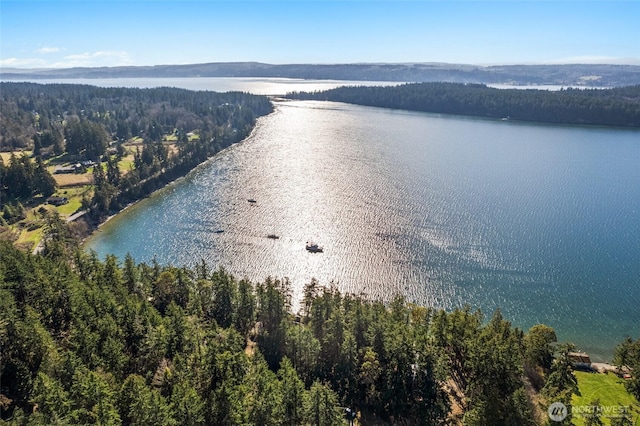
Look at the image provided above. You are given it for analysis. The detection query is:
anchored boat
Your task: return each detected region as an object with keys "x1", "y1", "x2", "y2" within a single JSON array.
[{"x1": 305, "y1": 242, "x2": 323, "y2": 253}]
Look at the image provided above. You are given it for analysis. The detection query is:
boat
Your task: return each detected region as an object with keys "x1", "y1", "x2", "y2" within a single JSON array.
[
  {"x1": 305, "y1": 242, "x2": 323, "y2": 253},
  {"x1": 267, "y1": 234, "x2": 280, "y2": 239},
  {"x1": 247, "y1": 199, "x2": 257, "y2": 204}
]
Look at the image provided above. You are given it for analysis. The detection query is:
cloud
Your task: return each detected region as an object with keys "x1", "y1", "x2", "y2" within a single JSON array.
[
  {"x1": 50, "y1": 50, "x2": 134, "y2": 68},
  {"x1": 35, "y1": 46, "x2": 62, "y2": 54},
  {"x1": 1, "y1": 50, "x2": 134, "y2": 69},
  {"x1": 0, "y1": 57, "x2": 48, "y2": 68}
]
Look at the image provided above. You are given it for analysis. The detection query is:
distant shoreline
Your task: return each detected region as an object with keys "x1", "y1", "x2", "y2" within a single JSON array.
[
  {"x1": 2, "y1": 61, "x2": 640, "y2": 88},
  {"x1": 286, "y1": 82, "x2": 640, "y2": 128}
]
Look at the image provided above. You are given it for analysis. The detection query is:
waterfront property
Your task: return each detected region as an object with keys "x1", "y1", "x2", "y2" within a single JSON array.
[{"x1": 569, "y1": 351, "x2": 593, "y2": 370}]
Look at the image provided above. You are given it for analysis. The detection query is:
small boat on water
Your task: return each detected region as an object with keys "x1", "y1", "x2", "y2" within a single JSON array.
[
  {"x1": 267, "y1": 234, "x2": 280, "y2": 239},
  {"x1": 305, "y1": 242, "x2": 323, "y2": 253},
  {"x1": 247, "y1": 199, "x2": 257, "y2": 204}
]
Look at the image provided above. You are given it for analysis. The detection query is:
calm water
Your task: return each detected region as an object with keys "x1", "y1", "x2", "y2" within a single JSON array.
[
  {"x1": 84, "y1": 89, "x2": 640, "y2": 361},
  {"x1": 3, "y1": 77, "x2": 400, "y2": 95}
]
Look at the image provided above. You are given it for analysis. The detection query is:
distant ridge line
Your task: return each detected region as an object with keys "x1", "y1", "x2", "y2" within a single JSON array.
[{"x1": 2, "y1": 62, "x2": 640, "y2": 87}]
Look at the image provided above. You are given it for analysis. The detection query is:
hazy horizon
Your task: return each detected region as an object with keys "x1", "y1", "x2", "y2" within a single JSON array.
[
  {"x1": 2, "y1": 60, "x2": 640, "y2": 73},
  {"x1": 2, "y1": 1, "x2": 639, "y2": 69}
]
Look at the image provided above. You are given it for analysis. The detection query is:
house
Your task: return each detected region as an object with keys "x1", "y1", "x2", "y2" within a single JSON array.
[
  {"x1": 54, "y1": 163, "x2": 83, "y2": 174},
  {"x1": 47, "y1": 196, "x2": 68, "y2": 206},
  {"x1": 55, "y1": 165, "x2": 77, "y2": 174},
  {"x1": 568, "y1": 351, "x2": 592, "y2": 370}
]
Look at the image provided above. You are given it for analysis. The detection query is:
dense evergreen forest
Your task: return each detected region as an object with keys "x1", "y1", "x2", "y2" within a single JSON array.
[
  {"x1": 1, "y1": 82, "x2": 272, "y2": 151},
  {"x1": 2, "y1": 220, "x2": 638, "y2": 425},
  {"x1": 286, "y1": 83, "x2": 640, "y2": 127},
  {"x1": 0, "y1": 82, "x2": 272, "y2": 223}
]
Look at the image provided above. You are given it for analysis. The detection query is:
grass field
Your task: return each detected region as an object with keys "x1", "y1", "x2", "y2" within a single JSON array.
[
  {"x1": 571, "y1": 371, "x2": 640, "y2": 425},
  {"x1": 3, "y1": 150, "x2": 95, "y2": 250},
  {"x1": 52, "y1": 172, "x2": 93, "y2": 187},
  {"x1": 1, "y1": 150, "x2": 32, "y2": 162},
  {"x1": 13, "y1": 207, "x2": 48, "y2": 251},
  {"x1": 15, "y1": 225, "x2": 44, "y2": 252},
  {"x1": 117, "y1": 153, "x2": 136, "y2": 173}
]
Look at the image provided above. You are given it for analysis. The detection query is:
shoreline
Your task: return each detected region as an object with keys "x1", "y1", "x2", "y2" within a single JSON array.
[{"x1": 79, "y1": 108, "x2": 274, "y2": 249}]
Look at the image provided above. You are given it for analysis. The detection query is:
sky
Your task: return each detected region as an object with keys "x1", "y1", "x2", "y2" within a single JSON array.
[{"x1": 1, "y1": 0, "x2": 639, "y2": 69}]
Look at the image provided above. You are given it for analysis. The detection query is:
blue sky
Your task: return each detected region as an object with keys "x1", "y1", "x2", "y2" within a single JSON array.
[{"x1": 1, "y1": 1, "x2": 638, "y2": 68}]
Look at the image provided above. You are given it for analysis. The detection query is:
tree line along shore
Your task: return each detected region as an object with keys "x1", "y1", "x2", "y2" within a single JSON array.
[{"x1": 286, "y1": 82, "x2": 640, "y2": 128}]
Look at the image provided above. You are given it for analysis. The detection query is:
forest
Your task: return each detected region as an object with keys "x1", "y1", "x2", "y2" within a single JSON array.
[
  {"x1": 0, "y1": 82, "x2": 272, "y2": 151},
  {"x1": 286, "y1": 83, "x2": 640, "y2": 128},
  {"x1": 1, "y1": 217, "x2": 638, "y2": 425}
]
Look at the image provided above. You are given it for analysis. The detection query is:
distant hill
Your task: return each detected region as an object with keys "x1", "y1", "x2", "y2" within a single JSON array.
[{"x1": 2, "y1": 62, "x2": 640, "y2": 87}]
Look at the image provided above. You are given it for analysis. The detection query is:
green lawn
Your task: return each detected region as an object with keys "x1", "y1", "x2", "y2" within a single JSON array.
[
  {"x1": 16, "y1": 226, "x2": 44, "y2": 252},
  {"x1": 55, "y1": 186, "x2": 90, "y2": 216},
  {"x1": 14, "y1": 207, "x2": 47, "y2": 251},
  {"x1": 117, "y1": 154, "x2": 135, "y2": 172},
  {"x1": 572, "y1": 371, "x2": 639, "y2": 425}
]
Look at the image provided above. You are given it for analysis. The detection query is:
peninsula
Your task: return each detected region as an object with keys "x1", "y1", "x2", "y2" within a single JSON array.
[
  {"x1": 0, "y1": 82, "x2": 273, "y2": 250},
  {"x1": 286, "y1": 82, "x2": 640, "y2": 128}
]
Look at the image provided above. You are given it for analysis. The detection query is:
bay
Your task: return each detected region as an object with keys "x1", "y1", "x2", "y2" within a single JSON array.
[
  {"x1": 76, "y1": 80, "x2": 639, "y2": 361},
  {"x1": 2, "y1": 76, "x2": 399, "y2": 95}
]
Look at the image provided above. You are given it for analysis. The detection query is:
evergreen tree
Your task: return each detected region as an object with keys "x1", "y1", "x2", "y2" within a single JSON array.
[
  {"x1": 304, "y1": 381, "x2": 344, "y2": 426},
  {"x1": 233, "y1": 278, "x2": 255, "y2": 336},
  {"x1": 65, "y1": 119, "x2": 109, "y2": 160},
  {"x1": 614, "y1": 337, "x2": 640, "y2": 400},
  {"x1": 256, "y1": 277, "x2": 291, "y2": 370},
  {"x1": 543, "y1": 343, "x2": 579, "y2": 404},
  {"x1": 278, "y1": 357, "x2": 306, "y2": 426},
  {"x1": 169, "y1": 381, "x2": 205, "y2": 426},
  {"x1": 34, "y1": 157, "x2": 56, "y2": 197},
  {"x1": 119, "y1": 374, "x2": 175, "y2": 426}
]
